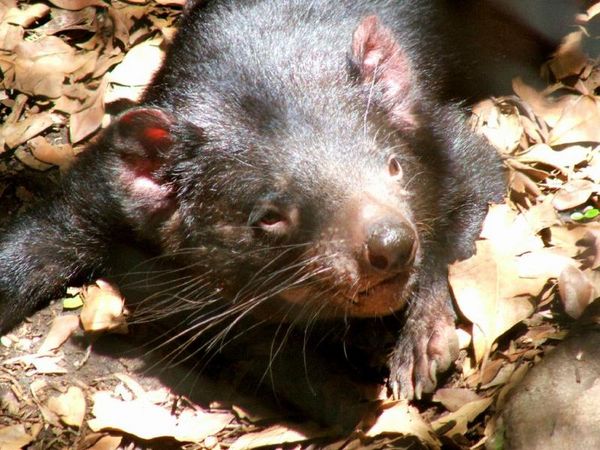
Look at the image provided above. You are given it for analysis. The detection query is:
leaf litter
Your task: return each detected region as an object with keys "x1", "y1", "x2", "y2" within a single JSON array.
[{"x1": 1, "y1": 1, "x2": 600, "y2": 449}]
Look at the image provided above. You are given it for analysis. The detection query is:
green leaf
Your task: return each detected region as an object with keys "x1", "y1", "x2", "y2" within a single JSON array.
[
  {"x1": 570, "y1": 211, "x2": 585, "y2": 221},
  {"x1": 62, "y1": 294, "x2": 84, "y2": 310}
]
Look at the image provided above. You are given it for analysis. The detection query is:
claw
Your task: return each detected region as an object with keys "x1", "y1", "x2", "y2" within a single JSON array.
[
  {"x1": 429, "y1": 360, "x2": 438, "y2": 384},
  {"x1": 414, "y1": 379, "x2": 423, "y2": 400}
]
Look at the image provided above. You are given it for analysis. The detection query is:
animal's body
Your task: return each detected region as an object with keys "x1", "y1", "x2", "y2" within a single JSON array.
[{"x1": 3, "y1": 0, "x2": 565, "y2": 412}]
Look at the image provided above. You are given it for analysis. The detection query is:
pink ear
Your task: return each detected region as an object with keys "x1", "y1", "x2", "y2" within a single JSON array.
[{"x1": 352, "y1": 16, "x2": 416, "y2": 127}]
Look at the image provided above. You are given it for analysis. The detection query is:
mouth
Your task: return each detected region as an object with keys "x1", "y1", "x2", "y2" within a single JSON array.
[{"x1": 340, "y1": 271, "x2": 412, "y2": 317}]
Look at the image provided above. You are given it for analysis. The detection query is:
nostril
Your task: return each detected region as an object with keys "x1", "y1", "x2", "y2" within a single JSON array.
[
  {"x1": 368, "y1": 252, "x2": 389, "y2": 271},
  {"x1": 366, "y1": 221, "x2": 416, "y2": 272}
]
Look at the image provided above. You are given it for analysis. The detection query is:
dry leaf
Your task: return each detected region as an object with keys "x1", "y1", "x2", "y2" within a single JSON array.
[
  {"x1": 229, "y1": 424, "x2": 325, "y2": 450},
  {"x1": 471, "y1": 99, "x2": 523, "y2": 154},
  {"x1": 450, "y1": 240, "x2": 537, "y2": 364},
  {"x1": 549, "y1": 95, "x2": 600, "y2": 145},
  {"x1": 47, "y1": 386, "x2": 87, "y2": 428},
  {"x1": 83, "y1": 434, "x2": 122, "y2": 450},
  {"x1": 80, "y1": 279, "x2": 128, "y2": 333},
  {"x1": 515, "y1": 248, "x2": 575, "y2": 279},
  {"x1": 0, "y1": 424, "x2": 34, "y2": 450},
  {"x1": 517, "y1": 143, "x2": 589, "y2": 174},
  {"x1": 47, "y1": 0, "x2": 107, "y2": 11},
  {"x1": 37, "y1": 315, "x2": 80, "y2": 353},
  {"x1": 1, "y1": 112, "x2": 61, "y2": 149},
  {"x1": 552, "y1": 179, "x2": 597, "y2": 210},
  {"x1": 88, "y1": 392, "x2": 233, "y2": 443},
  {"x1": 4, "y1": 4, "x2": 50, "y2": 27},
  {"x1": 109, "y1": 39, "x2": 164, "y2": 86},
  {"x1": 433, "y1": 389, "x2": 482, "y2": 413},
  {"x1": 365, "y1": 401, "x2": 440, "y2": 448},
  {"x1": 512, "y1": 78, "x2": 578, "y2": 128},
  {"x1": 546, "y1": 31, "x2": 587, "y2": 81},
  {"x1": 28, "y1": 136, "x2": 77, "y2": 170},
  {"x1": 69, "y1": 77, "x2": 108, "y2": 143},
  {"x1": 431, "y1": 397, "x2": 493, "y2": 437},
  {"x1": 559, "y1": 265, "x2": 597, "y2": 319}
]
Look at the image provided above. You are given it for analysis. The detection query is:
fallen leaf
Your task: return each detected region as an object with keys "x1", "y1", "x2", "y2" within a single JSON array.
[
  {"x1": 515, "y1": 248, "x2": 575, "y2": 279},
  {"x1": 512, "y1": 78, "x2": 578, "y2": 128},
  {"x1": 69, "y1": 77, "x2": 108, "y2": 143},
  {"x1": 47, "y1": 386, "x2": 87, "y2": 428},
  {"x1": 37, "y1": 315, "x2": 80, "y2": 353},
  {"x1": 545, "y1": 31, "x2": 587, "y2": 81},
  {"x1": 450, "y1": 240, "x2": 537, "y2": 364},
  {"x1": 88, "y1": 392, "x2": 233, "y2": 443},
  {"x1": 549, "y1": 95, "x2": 600, "y2": 145},
  {"x1": 80, "y1": 279, "x2": 128, "y2": 333},
  {"x1": 431, "y1": 397, "x2": 493, "y2": 437},
  {"x1": 28, "y1": 136, "x2": 77, "y2": 170},
  {"x1": 517, "y1": 143, "x2": 589, "y2": 174},
  {"x1": 1, "y1": 112, "x2": 62, "y2": 149},
  {"x1": 552, "y1": 179, "x2": 598, "y2": 210},
  {"x1": 4, "y1": 4, "x2": 50, "y2": 27},
  {"x1": 0, "y1": 424, "x2": 34, "y2": 450},
  {"x1": 83, "y1": 434, "x2": 122, "y2": 450},
  {"x1": 109, "y1": 39, "x2": 164, "y2": 87},
  {"x1": 559, "y1": 265, "x2": 597, "y2": 319},
  {"x1": 433, "y1": 389, "x2": 482, "y2": 413},
  {"x1": 229, "y1": 424, "x2": 325, "y2": 450},
  {"x1": 47, "y1": 0, "x2": 107, "y2": 11},
  {"x1": 365, "y1": 401, "x2": 440, "y2": 448}
]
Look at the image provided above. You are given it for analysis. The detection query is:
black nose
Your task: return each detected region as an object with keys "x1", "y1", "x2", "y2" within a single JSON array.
[{"x1": 366, "y1": 220, "x2": 417, "y2": 272}]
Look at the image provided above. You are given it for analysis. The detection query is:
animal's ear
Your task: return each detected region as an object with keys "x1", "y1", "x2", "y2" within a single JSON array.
[
  {"x1": 351, "y1": 15, "x2": 417, "y2": 127},
  {"x1": 113, "y1": 107, "x2": 175, "y2": 170},
  {"x1": 108, "y1": 107, "x2": 177, "y2": 216}
]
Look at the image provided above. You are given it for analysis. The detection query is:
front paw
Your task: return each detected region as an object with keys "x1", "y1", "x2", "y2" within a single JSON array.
[{"x1": 388, "y1": 316, "x2": 459, "y2": 400}]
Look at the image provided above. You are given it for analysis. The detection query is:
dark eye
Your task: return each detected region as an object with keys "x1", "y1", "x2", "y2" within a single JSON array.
[
  {"x1": 249, "y1": 205, "x2": 290, "y2": 235},
  {"x1": 388, "y1": 154, "x2": 403, "y2": 179}
]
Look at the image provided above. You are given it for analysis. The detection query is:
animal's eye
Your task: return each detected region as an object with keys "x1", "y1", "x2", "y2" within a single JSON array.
[
  {"x1": 388, "y1": 154, "x2": 403, "y2": 180},
  {"x1": 249, "y1": 205, "x2": 290, "y2": 235}
]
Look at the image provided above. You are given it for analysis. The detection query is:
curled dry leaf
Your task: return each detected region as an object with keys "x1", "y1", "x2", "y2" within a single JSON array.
[
  {"x1": 37, "y1": 314, "x2": 80, "y2": 353},
  {"x1": 28, "y1": 136, "x2": 76, "y2": 170},
  {"x1": 80, "y1": 279, "x2": 128, "y2": 333},
  {"x1": 88, "y1": 392, "x2": 233, "y2": 443},
  {"x1": 471, "y1": 99, "x2": 523, "y2": 154},
  {"x1": 552, "y1": 179, "x2": 597, "y2": 211},
  {"x1": 559, "y1": 265, "x2": 597, "y2": 319},
  {"x1": 47, "y1": 386, "x2": 87, "y2": 428},
  {"x1": 69, "y1": 77, "x2": 108, "y2": 143},
  {"x1": 1, "y1": 112, "x2": 62, "y2": 150}
]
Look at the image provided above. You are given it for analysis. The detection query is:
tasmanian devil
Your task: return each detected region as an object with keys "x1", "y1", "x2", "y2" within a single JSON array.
[{"x1": 3, "y1": 0, "x2": 560, "y2": 406}]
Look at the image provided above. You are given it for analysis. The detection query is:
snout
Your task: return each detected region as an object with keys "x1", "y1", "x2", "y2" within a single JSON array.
[{"x1": 365, "y1": 218, "x2": 417, "y2": 274}]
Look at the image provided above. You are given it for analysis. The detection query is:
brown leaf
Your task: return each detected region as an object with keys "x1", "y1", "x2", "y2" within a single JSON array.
[
  {"x1": 552, "y1": 179, "x2": 597, "y2": 211},
  {"x1": 80, "y1": 279, "x2": 128, "y2": 333},
  {"x1": 0, "y1": 425, "x2": 34, "y2": 450},
  {"x1": 431, "y1": 397, "x2": 493, "y2": 437},
  {"x1": 512, "y1": 78, "x2": 578, "y2": 128},
  {"x1": 47, "y1": 386, "x2": 87, "y2": 428},
  {"x1": 433, "y1": 388, "x2": 482, "y2": 413},
  {"x1": 108, "y1": 39, "x2": 164, "y2": 87},
  {"x1": 47, "y1": 0, "x2": 107, "y2": 11},
  {"x1": 28, "y1": 136, "x2": 77, "y2": 170},
  {"x1": 69, "y1": 77, "x2": 108, "y2": 143},
  {"x1": 545, "y1": 31, "x2": 587, "y2": 81},
  {"x1": 559, "y1": 265, "x2": 597, "y2": 319},
  {"x1": 4, "y1": 4, "x2": 50, "y2": 27},
  {"x1": 88, "y1": 392, "x2": 233, "y2": 443},
  {"x1": 450, "y1": 240, "x2": 537, "y2": 364},
  {"x1": 517, "y1": 143, "x2": 589, "y2": 174},
  {"x1": 0, "y1": 22, "x2": 24, "y2": 51},
  {"x1": 549, "y1": 95, "x2": 600, "y2": 145},
  {"x1": 471, "y1": 99, "x2": 523, "y2": 154},
  {"x1": 1, "y1": 112, "x2": 62, "y2": 149},
  {"x1": 365, "y1": 401, "x2": 440, "y2": 448},
  {"x1": 516, "y1": 248, "x2": 576, "y2": 279},
  {"x1": 37, "y1": 315, "x2": 80, "y2": 353}
]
